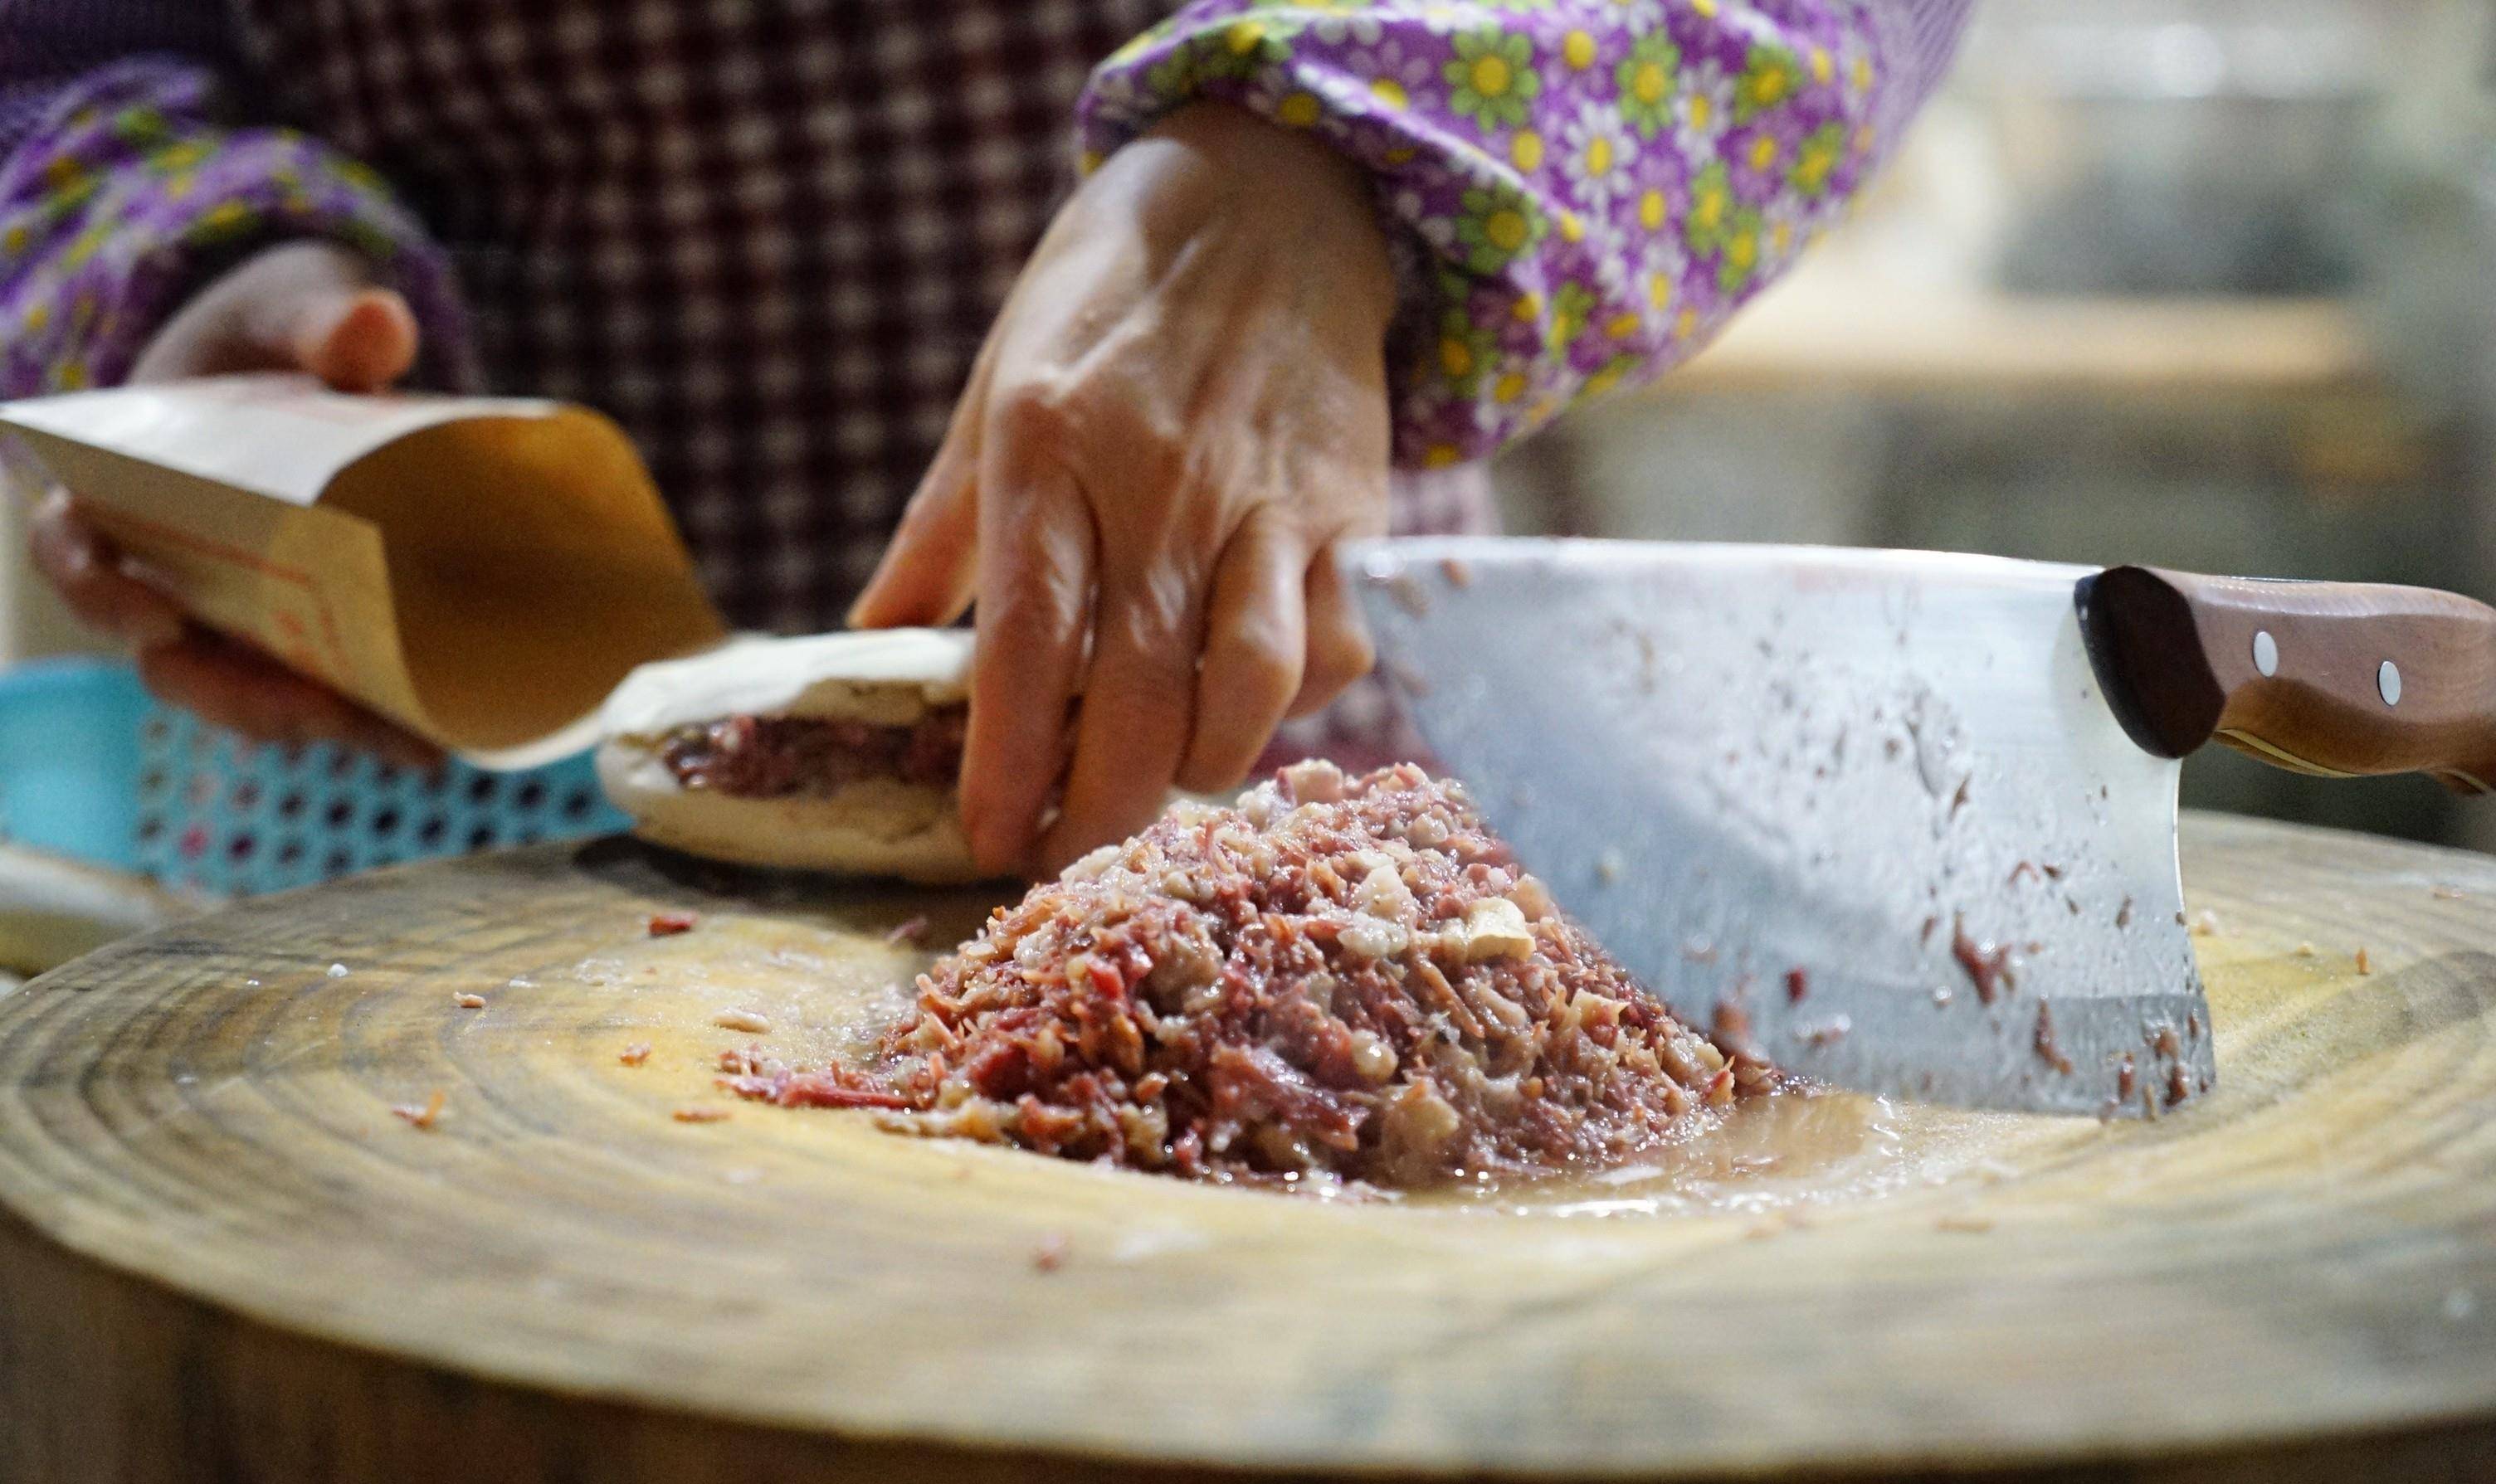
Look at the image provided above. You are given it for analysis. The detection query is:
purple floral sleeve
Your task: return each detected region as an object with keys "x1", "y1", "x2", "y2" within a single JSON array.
[
  {"x1": 1080, "y1": 0, "x2": 1971, "y2": 468},
  {"x1": 0, "y1": 58, "x2": 476, "y2": 398}
]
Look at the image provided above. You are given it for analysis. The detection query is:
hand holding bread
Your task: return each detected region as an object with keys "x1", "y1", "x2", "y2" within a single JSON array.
[{"x1": 846, "y1": 103, "x2": 1393, "y2": 877}]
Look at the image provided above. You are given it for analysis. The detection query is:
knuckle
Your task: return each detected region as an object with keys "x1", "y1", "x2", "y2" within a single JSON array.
[
  {"x1": 999, "y1": 372, "x2": 1202, "y2": 495},
  {"x1": 1300, "y1": 645, "x2": 1370, "y2": 708},
  {"x1": 1318, "y1": 617, "x2": 1376, "y2": 679},
  {"x1": 1107, "y1": 401, "x2": 1191, "y2": 480},
  {"x1": 992, "y1": 377, "x2": 1082, "y2": 450},
  {"x1": 1215, "y1": 624, "x2": 1301, "y2": 702},
  {"x1": 1085, "y1": 664, "x2": 1192, "y2": 727},
  {"x1": 984, "y1": 563, "x2": 1088, "y2": 636},
  {"x1": 1168, "y1": 468, "x2": 1236, "y2": 546},
  {"x1": 1075, "y1": 674, "x2": 1193, "y2": 750},
  {"x1": 1097, "y1": 625, "x2": 1197, "y2": 698}
]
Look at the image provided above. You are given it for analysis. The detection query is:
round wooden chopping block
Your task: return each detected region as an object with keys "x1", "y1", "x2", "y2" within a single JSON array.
[{"x1": 0, "y1": 814, "x2": 2492, "y2": 1484}]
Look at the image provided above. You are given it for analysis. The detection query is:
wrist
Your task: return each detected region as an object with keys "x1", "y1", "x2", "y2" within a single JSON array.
[{"x1": 1143, "y1": 102, "x2": 1397, "y2": 335}]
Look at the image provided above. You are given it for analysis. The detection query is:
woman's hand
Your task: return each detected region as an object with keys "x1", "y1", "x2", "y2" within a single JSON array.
[
  {"x1": 851, "y1": 102, "x2": 1397, "y2": 873},
  {"x1": 28, "y1": 241, "x2": 442, "y2": 767}
]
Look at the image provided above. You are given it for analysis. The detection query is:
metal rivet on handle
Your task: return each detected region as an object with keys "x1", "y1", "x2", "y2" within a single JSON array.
[
  {"x1": 2379, "y1": 660, "x2": 2402, "y2": 707},
  {"x1": 2252, "y1": 630, "x2": 2278, "y2": 677}
]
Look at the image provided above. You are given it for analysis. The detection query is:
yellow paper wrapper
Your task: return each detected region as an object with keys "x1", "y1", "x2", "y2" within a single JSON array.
[{"x1": 0, "y1": 374, "x2": 725, "y2": 767}]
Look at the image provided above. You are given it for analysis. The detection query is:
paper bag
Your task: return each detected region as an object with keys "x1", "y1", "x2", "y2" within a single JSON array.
[{"x1": 0, "y1": 374, "x2": 726, "y2": 768}]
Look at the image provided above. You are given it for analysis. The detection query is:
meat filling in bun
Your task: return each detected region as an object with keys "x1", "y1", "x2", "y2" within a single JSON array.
[
  {"x1": 656, "y1": 709, "x2": 968, "y2": 798},
  {"x1": 597, "y1": 630, "x2": 982, "y2": 882}
]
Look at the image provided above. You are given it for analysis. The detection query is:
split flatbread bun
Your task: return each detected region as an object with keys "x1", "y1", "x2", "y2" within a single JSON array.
[{"x1": 596, "y1": 629, "x2": 982, "y2": 883}]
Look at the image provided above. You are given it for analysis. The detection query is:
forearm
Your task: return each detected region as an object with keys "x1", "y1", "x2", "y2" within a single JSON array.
[{"x1": 1080, "y1": 0, "x2": 1971, "y2": 465}]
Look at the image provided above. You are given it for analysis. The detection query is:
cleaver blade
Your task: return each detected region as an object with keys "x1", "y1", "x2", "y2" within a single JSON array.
[{"x1": 1346, "y1": 538, "x2": 2213, "y2": 1117}]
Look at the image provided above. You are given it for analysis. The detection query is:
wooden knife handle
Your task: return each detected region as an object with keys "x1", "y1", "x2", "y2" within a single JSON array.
[{"x1": 2078, "y1": 565, "x2": 2496, "y2": 793}]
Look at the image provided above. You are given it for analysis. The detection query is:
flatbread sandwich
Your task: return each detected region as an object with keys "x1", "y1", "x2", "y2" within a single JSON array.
[{"x1": 597, "y1": 629, "x2": 979, "y2": 882}]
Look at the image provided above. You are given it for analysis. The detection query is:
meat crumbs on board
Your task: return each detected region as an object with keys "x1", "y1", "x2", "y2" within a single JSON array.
[{"x1": 724, "y1": 761, "x2": 1768, "y2": 1190}]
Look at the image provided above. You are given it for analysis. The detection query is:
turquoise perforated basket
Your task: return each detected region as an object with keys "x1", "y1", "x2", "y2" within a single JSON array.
[{"x1": 0, "y1": 656, "x2": 626, "y2": 895}]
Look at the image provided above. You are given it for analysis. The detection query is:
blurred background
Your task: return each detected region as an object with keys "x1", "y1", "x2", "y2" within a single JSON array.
[
  {"x1": 1491, "y1": 0, "x2": 2496, "y2": 851},
  {"x1": 6, "y1": 0, "x2": 2496, "y2": 859}
]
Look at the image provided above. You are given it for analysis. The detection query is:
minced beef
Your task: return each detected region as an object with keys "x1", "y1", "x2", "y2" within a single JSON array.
[
  {"x1": 660, "y1": 707, "x2": 967, "y2": 797},
  {"x1": 723, "y1": 761, "x2": 1767, "y2": 1189}
]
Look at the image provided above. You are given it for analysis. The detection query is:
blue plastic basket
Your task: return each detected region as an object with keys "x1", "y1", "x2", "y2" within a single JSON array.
[
  {"x1": 0, "y1": 656, "x2": 150, "y2": 872},
  {"x1": 0, "y1": 656, "x2": 627, "y2": 894}
]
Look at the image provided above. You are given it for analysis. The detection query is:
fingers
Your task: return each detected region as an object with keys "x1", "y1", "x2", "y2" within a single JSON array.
[
  {"x1": 137, "y1": 632, "x2": 443, "y2": 770},
  {"x1": 847, "y1": 433, "x2": 978, "y2": 629},
  {"x1": 1177, "y1": 512, "x2": 1305, "y2": 795},
  {"x1": 32, "y1": 484, "x2": 435, "y2": 766},
  {"x1": 960, "y1": 454, "x2": 1097, "y2": 877},
  {"x1": 1039, "y1": 558, "x2": 1205, "y2": 871},
  {"x1": 1289, "y1": 546, "x2": 1377, "y2": 718},
  {"x1": 30, "y1": 477, "x2": 436, "y2": 773},
  {"x1": 130, "y1": 241, "x2": 418, "y2": 389},
  {"x1": 33, "y1": 489, "x2": 438, "y2": 767},
  {"x1": 228, "y1": 241, "x2": 420, "y2": 391},
  {"x1": 27, "y1": 491, "x2": 185, "y2": 650}
]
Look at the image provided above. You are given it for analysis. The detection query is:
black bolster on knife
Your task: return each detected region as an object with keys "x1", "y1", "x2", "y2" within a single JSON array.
[{"x1": 2074, "y1": 569, "x2": 2222, "y2": 761}]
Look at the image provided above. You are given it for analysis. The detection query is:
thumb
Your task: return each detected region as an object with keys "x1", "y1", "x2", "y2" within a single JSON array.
[
  {"x1": 289, "y1": 285, "x2": 419, "y2": 393},
  {"x1": 217, "y1": 241, "x2": 420, "y2": 392}
]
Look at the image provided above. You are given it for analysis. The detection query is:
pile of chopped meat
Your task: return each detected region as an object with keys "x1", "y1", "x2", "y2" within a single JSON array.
[
  {"x1": 660, "y1": 707, "x2": 967, "y2": 797},
  {"x1": 724, "y1": 761, "x2": 1767, "y2": 1188}
]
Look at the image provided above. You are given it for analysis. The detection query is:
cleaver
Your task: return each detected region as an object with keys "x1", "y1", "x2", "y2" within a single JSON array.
[{"x1": 1344, "y1": 539, "x2": 2496, "y2": 1117}]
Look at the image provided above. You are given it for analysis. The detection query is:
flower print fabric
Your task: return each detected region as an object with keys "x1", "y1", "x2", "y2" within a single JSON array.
[
  {"x1": 0, "y1": 60, "x2": 473, "y2": 399},
  {"x1": 1081, "y1": 0, "x2": 1972, "y2": 467}
]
